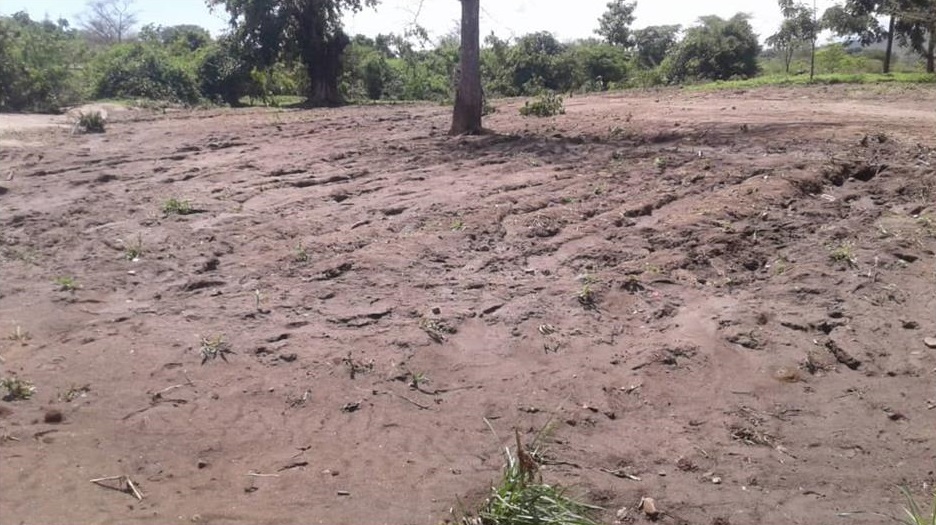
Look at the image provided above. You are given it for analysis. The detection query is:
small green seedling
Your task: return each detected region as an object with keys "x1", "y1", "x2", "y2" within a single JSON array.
[
  {"x1": 450, "y1": 219, "x2": 465, "y2": 231},
  {"x1": 55, "y1": 276, "x2": 78, "y2": 292},
  {"x1": 1, "y1": 377, "x2": 36, "y2": 401},
  {"x1": 162, "y1": 198, "x2": 194, "y2": 215},
  {"x1": 654, "y1": 157, "x2": 668, "y2": 170}
]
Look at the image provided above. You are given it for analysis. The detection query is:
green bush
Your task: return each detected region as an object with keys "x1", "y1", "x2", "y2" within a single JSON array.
[
  {"x1": 197, "y1": 39, "x2": 252, "y2": 105},
  {"x1": 0, "y1": 14, "x2": 83, "y2": 112},
  {"x1": 87, "y1": 43, "x2": 202, "y2": 104},
  {"x1": 662, "y1": 14, "x2": 761, "y2": 83},
  {"x1": 519, "y1": 91, "x2": 565, "y2": 117},
  {"x1": 76, "y1": 111, "x2": 106, "y2": 133}
]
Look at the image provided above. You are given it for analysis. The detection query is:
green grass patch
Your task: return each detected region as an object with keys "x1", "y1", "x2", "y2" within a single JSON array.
[
  {"x1": 238, "y1": 95, "x2": 306, "y2": 108},
  {"x1": 473, "y1": 441, "x2": 600, "y2": 525},
  {"x1": 162, "y1": 198, "x2": 194, "y2": 216},
  {"x1": 900, "y1": 486, "x2": 936, "y2": 525},
  {"x1": 691, "y1": 72, "x2": 936, "y2": 91}
]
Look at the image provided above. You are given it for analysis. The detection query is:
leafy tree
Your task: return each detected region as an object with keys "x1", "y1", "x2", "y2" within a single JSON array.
[
  {"x1": 451, "y1": 0, "x2": 482, "y2": 135},
  {"x1": 0, "y1": 13, "x2": 83, "y2": 112},
  {"x1": 767, "y1": 1, "x2": 818, "y2": 74},
  {"x1": 197, "y1": 37, "x2": 255, "y2": 105},
  {"x1": 509, "y1": 32, "x2": 571, "y2": 93},
  {"x1": 78, "y1": 0, "x2": 138, "y2": 44},
  {"x1": 662, "y1": 14, "x2": 761, "y2": 82},
  {"x1": 87, "y1": 42, "x2": 201, "y2": 103},
  {"x1": 208, "y1": 0, "x2": 377, "y2": 106},
  {"x1": 894, "y1": 0, "x2": 935, "y2": 73},
  {"x1": 563, "y1": 40, "x2": 630, "y2": 89},
  {"x1": 632, "y1": 25, "x2": 681, "y2": 68},
  {"x1": 596, "y1": 0, "x2": 637, "y2": 48},
  {"x1": 140, "y1": 24, "x2": 212, "y2": 52}
]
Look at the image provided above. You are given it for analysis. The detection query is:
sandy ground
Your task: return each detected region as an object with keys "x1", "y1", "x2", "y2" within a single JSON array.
[{"x1": 1, "y1": 85, "x2": 935, "y2": 525}]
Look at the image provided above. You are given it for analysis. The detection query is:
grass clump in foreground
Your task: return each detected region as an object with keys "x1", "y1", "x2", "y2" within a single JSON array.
[
  {"x1": 901, "y1": 486, "x2": 936, "y2": 525},
  {"x1": 1, "y1": 376, "x2": 36, "y2": 401},
  {"x1": 469, "y1": 433, "x2": 600, "y2": 525}
]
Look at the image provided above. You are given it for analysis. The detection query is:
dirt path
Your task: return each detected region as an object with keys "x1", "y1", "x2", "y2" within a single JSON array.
[{"x1": 1, "y1": 85, "x2": 935, "y2": 525}]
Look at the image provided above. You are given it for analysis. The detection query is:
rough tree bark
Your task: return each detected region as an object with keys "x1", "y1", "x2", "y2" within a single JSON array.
[
  {"x1": 450, "y1": 0, "x2": 482, "y2": 135},
  {"x1": 884, "y1": 14, "x2": 895, "y2": 73}
]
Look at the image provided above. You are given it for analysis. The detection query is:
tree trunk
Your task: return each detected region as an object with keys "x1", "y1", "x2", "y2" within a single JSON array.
[
  {"x1": 450, "y1": 0, "x2": 482, "y2": 135},
  {"x1": 883, "y1": 14, "x2": 895, "y2": 73},
  {"x1": 927, "y1": 23, "x2": 935, "y2": 74}
]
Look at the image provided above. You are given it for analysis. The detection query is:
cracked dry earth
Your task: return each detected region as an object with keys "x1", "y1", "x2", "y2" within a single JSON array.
[{"x1": 1, "y1": 85, "x2": 935, "y2": 525}]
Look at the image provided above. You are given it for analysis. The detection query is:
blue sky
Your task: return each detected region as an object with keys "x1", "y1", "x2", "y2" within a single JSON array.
[{"x1": 1, "y1": 0, "x2": 840, "y2": 42}]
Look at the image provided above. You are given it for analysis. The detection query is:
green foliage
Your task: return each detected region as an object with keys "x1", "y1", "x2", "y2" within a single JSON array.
[
  {"x1": 1, "y1": 376, "x2": 36, "y2": 401},
  {"x1": 662, "y1": 14, "x2": 762, "y2": 82},
  {"x1": 162, "y1": 197, "x2": 193, "y2": 215},
  {"x1": 900, "y1": 486, "x2": 936, "y2": 525},
  {"x1": 197, "y1": 37, "x2": 254, "y2": 105},
  {"x1": 767, "y1": 1, "x2": 819, "y2": 74},
  {"x1": 476, "y1": 446, "x2": 600, "y2": 525},
  {"x1": 692, "y1": 72, "x2": 936, "y2": 90},
  {"x1": 519, "y1": 91, "x2": 565, "y2": 117},
  {"x1": 0, "y1": 13, "x2": 84, "y2": 112},
  {"x1": 77, "y1": 110, "x2": 106, "y2": 133},
  {"x1": 595, "y1": 0, "x2": 637, "y2": 48},
  {"x1": 208, "y1": 0, "x2": 378, "y2": 106},
  {"x1": 633, "y1": 25, "x2": 682, "y2": 68},
  {"x1": 87, "y1": 43, "x2": 202, "y2": 104}
]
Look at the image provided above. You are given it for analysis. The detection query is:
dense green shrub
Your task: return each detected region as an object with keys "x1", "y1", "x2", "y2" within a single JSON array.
[
  {"x1": 662, "y1": 14, "x2": 761, "y2": 82},
  {"x1": 197, "y1": 39, "x2": 253, "y2": 105},
  {"x1": 0, "y1": 13, "x2": 83, "y2": 112},
  {"x1": 87, "y1": 43, "x2": 201, "y2": 104},
  {"x1": 519, "y1": 91, "x2": 565, "y2": 117}
]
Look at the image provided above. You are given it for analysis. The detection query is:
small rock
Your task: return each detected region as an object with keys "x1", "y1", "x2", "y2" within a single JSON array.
[
  {"x1": 337, "y1": 490, "x2": 351, "y2": 496},
  {"x1": 712, "y1": 476, "x2": 722, "y2": 484},
  {"x1": 616, "y1": 507, "x2": 629, "y2": 520},
  {"x1": 43, "y1": 409, "x2": 64, "y2": 424},
  {"x1": 341, "y1": 401, "x2": 361, "y2": 413},
  {"x1": 924, "y1": 337, "x2": 936, "y2": 349},
  {"x1": 197, "y1": 459, "x2": 209, "y2": 469},
  {"x1": 638, "y1": 497, "x2": 660, "y2": 519}
]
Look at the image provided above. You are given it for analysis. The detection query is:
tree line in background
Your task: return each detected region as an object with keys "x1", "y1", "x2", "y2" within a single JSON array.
[{"x1": 0, "y1": 0, "x2": 933, "y2": 113}]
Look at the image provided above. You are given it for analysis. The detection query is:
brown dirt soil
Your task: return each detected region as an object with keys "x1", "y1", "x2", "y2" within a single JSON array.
[{"x1": 1, "y1": 85, "x2": 935, "y2": 525}]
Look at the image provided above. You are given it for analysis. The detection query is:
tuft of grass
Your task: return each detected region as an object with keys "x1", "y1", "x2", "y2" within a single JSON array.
[
  {"x1": 519, "y1": 91, "x2": 565, "y2": 118},
  {"x1": 295, "y1": 242, "x2": 310, "y2": 263},
  {"x1": 576, "y1": 274, "x2": 599, "y2": 309},
  {"x1": 654, "y1": 156, "x2": 668, "y2": 171},
  {"x1": 54, "y1": 276, "x2": 79, "y2": 292},
  {"x1": 1, "y1": 376, "x2": 36, "y2": 401},
  {"x1": 900, "y1": 486, "x2": 936, "y2": 525},
  {"x1": 76, "y1": 111, "x2": 106, "y2": 133},
  {"x1": 829, "y1": 241, "x2": 857, "y2": 267},
  {"x1": 474, "y1": 440, "x2": 600, "y2": 525},
  {"x1": 451, "y1": 218, "x2": 465, "y2": 231},
  {"x1": 123, "y1": 234, "x2": 144, "y2": 261},
  {"x1": 162, "y1": 198, "x2": 194, "y2": 216},
  {"x1": 8, "y1": 325, "x2": 31, "y2": 345},
  {"x1": 200, "y1": 334, "x2": 234, "y2": 364}
]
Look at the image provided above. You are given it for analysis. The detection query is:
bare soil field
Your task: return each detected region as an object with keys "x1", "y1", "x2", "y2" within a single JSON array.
[{"x1": 1, "y1": 86, "x2": 935, "y2": 525}]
